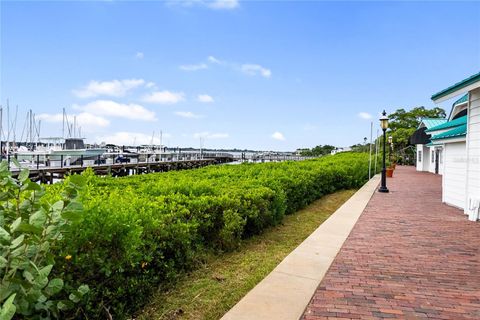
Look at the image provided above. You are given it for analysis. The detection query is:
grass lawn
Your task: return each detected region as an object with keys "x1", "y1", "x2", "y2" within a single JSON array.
[{"x1": 136, "y1": 189, "x2": 356, "y2": 320}]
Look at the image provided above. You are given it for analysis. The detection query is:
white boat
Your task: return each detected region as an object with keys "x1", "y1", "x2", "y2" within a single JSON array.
[{"x1": 15, "y1": 138, "x2": 106, "y2": 167}]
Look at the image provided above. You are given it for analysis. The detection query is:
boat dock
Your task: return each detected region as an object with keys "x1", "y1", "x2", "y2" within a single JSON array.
[
  {"x1": 9, "y1": 156, "x2": 231, "y2": 184},
  {"x1": 5, "y1": 152, "x2": 313, "y2": 184}
]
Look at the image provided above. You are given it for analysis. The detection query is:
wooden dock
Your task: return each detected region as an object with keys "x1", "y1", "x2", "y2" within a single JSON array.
[
  {"x1": 9, "y1": 156, "x2": 233, "y2": 184},
  {"x1": 6, "y1": 152, "x2": 314, "y2": 184}
]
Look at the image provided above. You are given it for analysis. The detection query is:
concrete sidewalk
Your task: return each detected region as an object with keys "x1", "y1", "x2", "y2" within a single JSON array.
[
  {"x1": 221, "y1": 174, "x2": 381, "y2": 320},
  {"x1": 303, "y1": 166, "x2": 480, "y2": 319}
]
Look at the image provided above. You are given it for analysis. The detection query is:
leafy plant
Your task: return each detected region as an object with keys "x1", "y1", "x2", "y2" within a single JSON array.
[
  {"x1": 0, "y1": 160, "x2": 89, "y2": 319},
  {"x1": 387, "y1": 106, "x2": 446, "y2": 165}
]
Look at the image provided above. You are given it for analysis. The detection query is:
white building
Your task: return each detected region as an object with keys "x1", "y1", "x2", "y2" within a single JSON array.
[
  {"x1": 330, "y1": 147, "x2": 351, "y2": 155},
  {"x1": 412, "y1": 118, "x2": 447, "y2": 173},
  {"x1": 431, "y1": 72, "x2": 480, "y2": 221},
  {"x1": 428, "y1": 115, "x2": 467, "y2": 206}
]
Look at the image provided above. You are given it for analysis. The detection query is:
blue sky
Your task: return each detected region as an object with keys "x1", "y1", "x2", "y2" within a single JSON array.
[{"x1": 1, "y1": 0, "x2": 479, "y2": 150}]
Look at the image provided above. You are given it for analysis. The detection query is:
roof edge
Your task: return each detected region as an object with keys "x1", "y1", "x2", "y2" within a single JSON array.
[
  {"x1": 425, "y1": 115, "x2": 467, "y2": 133},
  {"x1": 418, "y1": 118, "x2": 447, "y2": 129},
  {"x1": 430, "y1": 124, "x2": 467, "y2": 141},
  {"x1": 431, "y1": 72, "x2": 480, "y2": 102}
]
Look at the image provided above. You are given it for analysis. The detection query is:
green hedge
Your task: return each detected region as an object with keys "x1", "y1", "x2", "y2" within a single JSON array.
[{"x1": 45, "y1": 152, "x2": 372, "y2": 318}]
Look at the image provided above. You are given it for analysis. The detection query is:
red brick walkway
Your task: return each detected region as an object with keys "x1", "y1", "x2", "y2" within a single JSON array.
[{"x1": 302, "y1": 166, "x2": 480, "y2": 320}]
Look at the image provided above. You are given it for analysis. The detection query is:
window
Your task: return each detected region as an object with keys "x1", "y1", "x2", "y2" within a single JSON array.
[
  {"x1": 431, "y1": 150, "x2": 435, "y2": 163},
  {"x1": 418, "y1": 150, "x2": 422, "y2": 162}
]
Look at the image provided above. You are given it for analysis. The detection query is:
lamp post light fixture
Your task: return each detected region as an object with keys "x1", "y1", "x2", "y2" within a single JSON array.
[{"x1": 379, "y1": 110, "x2": 389, "y2": 193}]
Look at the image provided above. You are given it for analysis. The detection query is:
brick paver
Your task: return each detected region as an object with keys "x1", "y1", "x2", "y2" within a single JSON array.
[{"x1": 302, "y1": 166, "x2": 480, "y2": 320}]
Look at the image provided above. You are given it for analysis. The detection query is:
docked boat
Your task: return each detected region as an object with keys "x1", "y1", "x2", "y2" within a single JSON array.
[{"x1": 15, "y1": 138, "x2": 106, "y2": 167}]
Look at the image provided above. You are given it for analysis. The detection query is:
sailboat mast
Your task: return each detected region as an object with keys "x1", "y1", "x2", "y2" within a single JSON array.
[
  {"x1": 29, "y1": 109, "x2": 33, "y2": 145},
  {"x1": 12, "y1": 105, "x2": 18, "y2": 149},
  {"x1": 160, "y1": 130, "x2": 163, "y2": 153},
  {"x1": 73, "y1": 116, "x2": 77, "y2": 139},
  {"x1": 62, "y1": 108, "x2": 65, "y2": 139},
  {"x1": 36, "y1": 120, "x2": 41, "y2": 143}
]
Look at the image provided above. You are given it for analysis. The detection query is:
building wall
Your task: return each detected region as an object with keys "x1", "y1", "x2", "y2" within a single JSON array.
[
  {"x1": 443, "y1": 142, "x2": 467, "y2": 210},
  {"x1": 416, "y1": 145, "x2": 423, "y2": 171},
  {"x1": 422, "y1": 145, "x2": 430, "y2": 171},
  {"x1": 466, "y1": 88, "x2": 480, "y2": 220},
  {"x1": 438, "y1": 148, "x2": 444, "y2": 175},
  {"x1": 428, "y1": 147, "x2": 436, "y2": 173},
  {"x1": 416, "y1": 145, "x2": 431, "y2": 171}
]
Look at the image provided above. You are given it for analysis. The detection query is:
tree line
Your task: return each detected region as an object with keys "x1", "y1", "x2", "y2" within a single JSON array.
[{"x1": 298, "y1": 105, "x2": 447, "y2": 165}]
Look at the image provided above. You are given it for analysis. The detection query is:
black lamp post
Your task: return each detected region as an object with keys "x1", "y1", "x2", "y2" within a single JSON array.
[
  {"x1": 378, "y1": 110, "x2": 389, "y2": 193},
  {"x1": 388, "y1": 136, "x2": 393, "y2": 164}
]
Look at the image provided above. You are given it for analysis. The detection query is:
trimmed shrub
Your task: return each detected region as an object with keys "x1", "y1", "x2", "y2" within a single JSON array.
[{"x1": 43, "y1": 152, "x2": 372, "y2": 318}]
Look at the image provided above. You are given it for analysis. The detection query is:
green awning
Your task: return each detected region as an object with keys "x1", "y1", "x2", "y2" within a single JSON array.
[
  {"x1": 425, "y1": 115, "x2": 467, "y2": 133},
  {"x1": 430, "y1": 124, "x2": 467, "y2": 140}
]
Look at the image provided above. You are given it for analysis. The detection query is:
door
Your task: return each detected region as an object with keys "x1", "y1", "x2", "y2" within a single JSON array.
[{"x1": 435, "y1": 149, "x2": 439, "y2": 174}]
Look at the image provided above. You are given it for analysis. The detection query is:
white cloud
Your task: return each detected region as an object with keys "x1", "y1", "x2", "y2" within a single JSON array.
[
  {"x1": 193, "y1": 132, "x2": 229, "y2": 139},
  {"x1": 95, "y1": 131, "x2": 172, "y2": 146},
  {"x1": 145, "y1": 82, "x2": 156, "y2": 89},
  {"x1": 72, "y1": 79, "x2": 145, "y2": 98},
  {"x1": 74, "y1": 112, "x2": 111, "y2": 128},
  {"x1": 37, "y1": 112, "x2": 110, "y2": 131},
  {"x1": 196, "y1": 56, "x2": 272, "y2": 79},
  {"x1": 197, "y1": 94, "x2": 214, "y2": 103},
  {"x1": 74, "y1": 100, "x2": 156, "y2": 121},
  {"x1": 207, "y1": 55, "x2": 224, "y2": 65},
  {"x1": 271, "y1": 131, "x2": 285, "y2": 141},
  {"x1": 241, "y1": 64, "x2": 271, "y2": 78},
  {"x1": 358, "y1": 112, "x2": 372, "y2": 120},
  {"x1": 207, "y1": 0, "x2": 239, "y2": 10},
  {"x1": 179, "y1": 63, "x2": 208, "y2": 71},
  {"x1": 142, "y1": 91, "x2": 185, "y2": 104},
  {"x1": 135, "y1": 52, "x2": 144, "y2": 59},
  {"x1": 174, "y1": 111, "x2": 203, "y2": 119}
]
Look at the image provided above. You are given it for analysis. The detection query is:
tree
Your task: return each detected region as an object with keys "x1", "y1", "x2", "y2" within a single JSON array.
[
  {"x1": 350, "y1": 143, "x2": 372, "y2": 153},
  {"x1": 388, "y1": 106, "x2": 446, "y2": 131},
  {"x1": 387, "y1": 106, "x2": 446, "y2": 164},
  {"x1": 299, "y1": 145, "x2": 336, "y2": 156},
  {"x1": 312, "y1": 145, "x2": 335, "y2": 156}
]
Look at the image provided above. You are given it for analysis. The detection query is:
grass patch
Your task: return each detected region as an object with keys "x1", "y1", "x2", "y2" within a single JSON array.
[{"x1": 135, "y1": 189, "x2": 356, "y2": 320}]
